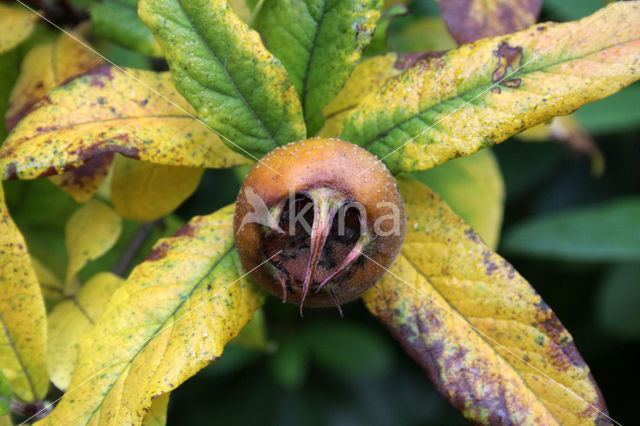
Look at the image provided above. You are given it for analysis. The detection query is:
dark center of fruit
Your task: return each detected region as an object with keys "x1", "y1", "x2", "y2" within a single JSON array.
[{"x1": 261, "y1": 188, "x2": 372, "y2": 315}]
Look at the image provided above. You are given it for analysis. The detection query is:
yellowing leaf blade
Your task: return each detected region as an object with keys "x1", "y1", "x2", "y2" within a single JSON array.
[
  {"x1": 6, "y1": 32, "x2": 103, "y2": 132},
  {"x1": 0, "y1": 4, "x2": 37, "y2": 54},
  {"x1": 111, "y1": 156, "x2": 204, "y2": 222},
  {"x1": 30, "y1": 256, "x2": 64, "y2": 302},
  {"x1": 65, "y1": 200, "x2": 122, "y2": 291},
  {"x1": 410, "y1": 149, "x2": 504, "y2": 249},
  {"x1": 363, "y1": 176, "x2": 608, "y2": 425},
  {"x1": 142, "y1": 392, "x2": 169, "y2": 426},
  {"x1": 0, "y1": 184, "x2": 48, "y2": 401},
  {"x1": 320, "y1": 53, "x2": 403, "y2": 137},
  {"x1": 47, "y1": 272, "x2": 124, "y2": 391},
  {"x1": 139, "y1": 0, "x2": 307, "y2": 157},
  {"x1": 0, "y1": 67, "x2": 251, "y2": 181},
  {"x1": 39, "y1": 205, "x2": 265, "y2": 425},
  {"x1": 341, "y1": 2, "x2": 640, "y2": 174},
  {"x1": 439, "y1": 0, "x2": 543, "y2": 45}
]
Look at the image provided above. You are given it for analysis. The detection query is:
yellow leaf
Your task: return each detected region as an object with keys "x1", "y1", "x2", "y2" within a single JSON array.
[
  {"x1": 65, "y1": 200, "x2": 121, "y2": 293},
  {"x1": 439, "y1": 0, "x2": 543, "y2": 45},
  {"x1": 48, "y1": 153, "x2": 115, "y2": 203},
  {"x1": 0, "y1": 4, "x2": 37, "y2": 54},
  {"x1": 30, "y1": 256, "x2": 64, "y2": 302},
  {"x1": 0, "y1": 184, "x2": 48, "y2": 401},
  {"x1": 142, "y1": 393, "x2": 169, "y2": 426},
  {"x1": 0, "y1": 67, "x2": 251, "y2": 181},
  {"x1": 410, "y1": 149, "x2": 504, "y2": 249},
  {"x1": 6, "y1": 31, "x2": 102, "y2": 131},
  {"x1": 39, "y1": 205, "x2": 265, "y2": 425},
  {"x1": 6, "y1": 31, "x2": 104, "y2": 203},
  {"x1": 228, "y1": 0, "x2": 252, "y2": 23},
  {"x1": 363, "y1": 176, "x2": 609, "y2": 425},
  {"x1": 320, "y1": 53, "x2": 403, "y2": 137},
  {"x1": 47, "y1": 272, "x2": 124, "y2": 391},
  {"x1": 110, "y1": 156, "x2": 204, "y2": 222},
  {"x1": 341, "y1": 2, "x2": 640, "y2": 174}
]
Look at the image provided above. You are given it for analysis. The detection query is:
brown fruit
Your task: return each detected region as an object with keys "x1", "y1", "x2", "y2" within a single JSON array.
[{"x1": 233, "y1": 138, "x2": 406, "y2": 314}]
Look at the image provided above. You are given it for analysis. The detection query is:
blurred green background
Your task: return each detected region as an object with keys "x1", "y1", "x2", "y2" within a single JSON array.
[{"x1": 2, "y1": 0, "x2": 639, "y2": 424}]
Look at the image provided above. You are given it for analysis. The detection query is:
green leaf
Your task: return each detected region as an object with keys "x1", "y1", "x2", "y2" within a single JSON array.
[
  {"x1": 363, "y1": 4, "x2": 409, "y2": 57},
  {"x1": 231, "y1": 308, "x2": 270, "y2": 351},
  {"x1": 340, "y1": 2, "x2": 640, "y2": 174},
  {"x1": 503, "y1": 198, "x2": 640, "y2": 262},
  {"x1": 386, "y1": 16, "x2": 456, "y2": 53},
  {"x1": 364, "y1": 176, "x2": 608, "y2": 424},
  {"x1": 40, "y1": 205, "x2": 266, "y2": 425},
  {"x1": 597, "y1": 263, "x2": 640, "y2": 340},
  {"x1": 0, "y1": 49, "x2": 21, "y2": 142},
  {"x1": 91, "y1": 0, "x2": 163, "y2": 57},
  {"x1": 254, "y1": 0, "x2": 382, "y2": 135},
  {"x1": 0, "y1": 370, "x2": 11, "y2": 416},
  {"x1": 544, "y1": 0, "x2": 603, "y2": 21},
  {"x1": 3, "y1": 179, "x2": 79, "y2": 280},
  {"x1": 304, "y1": 321, "x2": 394, "y2": 378},
  {"x1": 139, "y1": 0, "x2": 307, "y2": 158},
  {"x1": 410, "y1": 148, "x2": 504, "y2": 249},
  {"x1": 268, "y1": 337, "x2": 309, "y2": 390}
]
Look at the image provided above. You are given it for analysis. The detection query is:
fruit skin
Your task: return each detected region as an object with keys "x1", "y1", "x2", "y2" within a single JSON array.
[{"x1": 234, "y1": 137, "x2": 406, "y2": 308}]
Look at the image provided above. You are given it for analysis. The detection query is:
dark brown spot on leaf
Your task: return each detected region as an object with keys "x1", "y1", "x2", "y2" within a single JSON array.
[
  {"x1": 492, "y1": 41, "x2": 524, "y2": 84},
  {"x1": 37, "y1": 166, "x2": 58, "y2": 178},
  {"x1": 174, "y1": 223, "x2": 196, "y2": 238},
  {"x1": 146, "y1": 241, "x2": 170, "y2": 261},
  {"x1": 394, "y1": 51, "x2": 448, "y2": 70},
  {"x1": 5, "y1": 163, "x2": 18, "y2": 180},
  {"x1": 502, "y1": 78, "x2": 522, "y2": 88}
]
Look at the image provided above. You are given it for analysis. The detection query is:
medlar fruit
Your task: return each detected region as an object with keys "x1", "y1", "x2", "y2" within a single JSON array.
[{"x1": 234, "y1": 138, "x2": 406, "y2": 314}]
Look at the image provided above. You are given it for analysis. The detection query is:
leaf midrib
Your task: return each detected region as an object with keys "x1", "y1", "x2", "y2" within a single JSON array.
[
  {"x1": 300, "y1": 0, "x2": 330, "y2": 119},
  {"x1": 0, "y1": 313, "x2": 39, "y2": 401},
  {"x1": 399, "y1": 252, "x2": 561, "y2": 424},
  {"x1": 176, "y1": 0, "x2": 277, "y2": 147},
  {"x1": 360, "y1": 36, "x2": 640, "y2": 150},
  {"x1": 83, "y1": 245, "x2": 236, "y2": 423}
]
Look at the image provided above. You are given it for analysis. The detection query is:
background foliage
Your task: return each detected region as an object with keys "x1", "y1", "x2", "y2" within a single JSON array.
[{"x1": 0, "y1": 0, "x2": 638, "y2": 424}]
